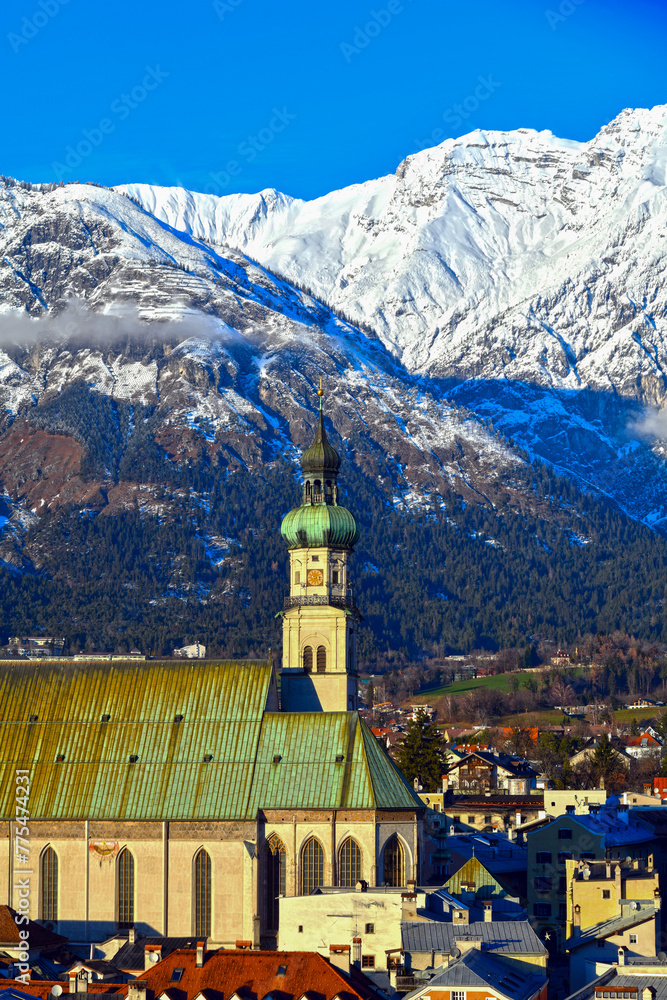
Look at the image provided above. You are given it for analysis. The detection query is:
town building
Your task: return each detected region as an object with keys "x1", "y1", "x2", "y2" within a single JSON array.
[
  {"x1": 277, "y1": 882, "x2": 465, "y2": 977},
  {"x1": 526, "y1": 803, "x2": 657, "y2": 950},
  {"x1": 0, "y1": 947, "x2": 384, "y2": 1000},
  {"x1": 401, "y1": 914, "x2": 547, "y2": 972},
  {"x1": 565, "y1": 859, "x2": 661, "y2": 990},
  {"x1": 0, "y1": 401, "x2": 424, "y2": 949},
  {"x1": 398, "y1": 946, "x2": 548, "y2": 1000},
  {"x1": 4, "y1": 637, "x2": 65, "y2": 658},
  {"x1": 444, "y1": 752, "x2": 538, "y2": 795},
  {"x1": 172, "y1": 643, "x2": 206, "y2": 659},
  {"x1": 562, "y1": 959, "x2": 667, "y2": 1000}
]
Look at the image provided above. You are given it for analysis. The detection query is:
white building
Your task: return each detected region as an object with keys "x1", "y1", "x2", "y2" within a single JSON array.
[{"x1": 173, "y1": 642, "x2": 206, "y2": 658}]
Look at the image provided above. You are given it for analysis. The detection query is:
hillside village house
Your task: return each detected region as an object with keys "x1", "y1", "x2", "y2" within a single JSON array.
[{"x1": 444, "y1": 752, "x2": 538, "y2": 795}]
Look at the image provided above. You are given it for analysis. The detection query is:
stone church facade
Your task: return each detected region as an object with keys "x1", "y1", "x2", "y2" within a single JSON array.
[{"x1": 0, "y1": 400, "x2": 423, "y2": 948}]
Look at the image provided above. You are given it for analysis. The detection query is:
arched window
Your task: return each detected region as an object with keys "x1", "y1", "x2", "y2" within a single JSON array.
[
  {"x1": 40, "y1": 847, "x2": 58, "y2": 922},
  {"x1": 266, "y1": 835, "x2": 287, "y2": 931},
  {"x1": 338, "y1": 838, "x2": 361, "y2": 887},
  {"x1": 303, "y1": 646, "x2": 313, "y2": 672},
  {"x1": 316, "y1": 646, "x2": 326, "y2": 673},
  {"x1": 117, "y1": 848, "x2": 135, "y2": 927},
  {"x1": 383, "y1": 835, "x2": 405, "y2": 887},
  {"x1": 194, "y1": 848, "x2": 211, "y2": 937},
  {"x1": 301, "y1": 837, "x2": 324, "y2": 894}
]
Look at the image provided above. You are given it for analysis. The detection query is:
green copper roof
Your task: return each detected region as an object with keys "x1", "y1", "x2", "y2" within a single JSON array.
[
  {"x1": 281, "y1": 502, "x2": 360, "y2": 550},
  {"x1": 0, "y1": 661, "x2": 420, "y2": 820},
  {"x1": 301, "y1": 408, "x2": 341, "y2": 477}
]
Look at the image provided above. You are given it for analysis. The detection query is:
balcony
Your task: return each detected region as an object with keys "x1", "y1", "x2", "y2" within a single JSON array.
[{"x1": 283, "y1": 595, "x2": 358, "y2": 612}]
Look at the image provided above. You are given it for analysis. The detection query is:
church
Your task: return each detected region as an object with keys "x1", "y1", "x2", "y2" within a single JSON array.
[{"x1": 0, "y1": 396, "x2": 423, "y2": 949}]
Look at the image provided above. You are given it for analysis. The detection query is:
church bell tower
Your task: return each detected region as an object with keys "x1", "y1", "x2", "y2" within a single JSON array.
[{"x1": 279, "y1": 386, "x2": 361, "y2": 712}]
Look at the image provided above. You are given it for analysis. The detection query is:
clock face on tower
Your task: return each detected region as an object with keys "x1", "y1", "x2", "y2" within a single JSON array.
[{"x1": 307, "y1": 569, "x2": 324, "y2": 586}]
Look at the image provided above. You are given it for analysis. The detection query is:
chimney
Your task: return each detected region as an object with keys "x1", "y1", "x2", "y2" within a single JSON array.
[
  {"x1": 618, "y1": 946, "x2": 626, "y2": 967},
  {"x1": 128, "y1": 982, "x2": 147, "y2": 1000},
  {"x1": 75, "y1": 973, "x2": 88, "y2": 995},
  {"x1": 573, "y1": 905, "x2": 581, "y2": 928},
  {"x1": 606, "y1": 861, "x2": 612, "y2": 879},
  {"x1": 453, "y1": 908, "x2": 469, "y2": 925},
  {"x1": 483, "y1": 900, "x2": 493, "y2": 923},
  {"x1": 329, "y1": 945, "x2": 350, "y2": 975},
  {"x1": 128, "y1": 928, "x2": 136, "y2": 945},
  {"x1": 407, "y1": 879, "x2": 416, "y2": 892},
  {"x1": 402, "y1": 893, "x2": 418, "y2": 921},
  {"x1": 144, "y1": 945, "x2": 162, "y2": 970},
  {"x1": 196, "y1": 941, "x2": 205, "y2": 968},
  {"x1": 89, "y1": 945, "x2": 95, "y2": 961}
]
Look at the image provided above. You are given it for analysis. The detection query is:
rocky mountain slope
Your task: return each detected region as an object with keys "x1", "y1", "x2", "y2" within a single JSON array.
[
  {"x1": 122, "y1": 104, "x2": 667, "y2": 526},
  {"x1": 1, "y1": 106, "x2": 667, "y2": 654}
]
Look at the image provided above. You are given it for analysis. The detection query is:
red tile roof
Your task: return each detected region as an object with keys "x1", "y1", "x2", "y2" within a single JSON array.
[
  {"x1": 136, "y1": 949, "x2": 379, "y2": 1000},
  {"x1": 0, "y1": 907, "x2": 66, "y2": 947}
]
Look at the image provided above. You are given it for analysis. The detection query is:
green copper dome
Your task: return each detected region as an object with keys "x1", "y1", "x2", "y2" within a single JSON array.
[{"x1": 281, "y1": 502, "x2": 360, "y2": 550}]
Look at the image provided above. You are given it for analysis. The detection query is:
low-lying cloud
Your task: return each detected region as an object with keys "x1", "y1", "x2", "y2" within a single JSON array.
[
  {"x1": 629, "y1": 406, "x2": 667, "y2": 441},
  {"x1": 0, "y1": 300, "x2": 230, "y2": 351}
]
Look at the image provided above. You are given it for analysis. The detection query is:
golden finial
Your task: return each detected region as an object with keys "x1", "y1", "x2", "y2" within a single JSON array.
[{"x1": 317, "y1": 375, "x2": 324, "y2": 398}]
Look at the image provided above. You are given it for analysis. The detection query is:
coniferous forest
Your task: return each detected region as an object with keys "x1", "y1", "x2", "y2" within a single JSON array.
[{"x1": 1, "y1": 384, "x2": 667, "y2": 664}]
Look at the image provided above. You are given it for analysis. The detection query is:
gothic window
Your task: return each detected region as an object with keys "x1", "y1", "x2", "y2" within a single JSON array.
[
  {"x1": 316, "y1": 646, "x2": 326, "y2": 673},
  {"x1": 40, "y1": 847, "x2": 58, "y2": 922},
  {"x1": 301, "y1": 837, "x2": 324, "y2": 894},
  {"x1": 117, "y1": 848, "x2": 135, "y2": 927},
  {"x1": 338, "y1": 838, "x2": 361, "y2": 886},
  {"x1": 303, "y1": 646, "x2": 313, "y2": 672},
  {"x1": 383, "y1": 835, "x2": 405, "y2": 887},
  {"x1": 194, "y1": 848, "x2": 211, "y2": 937},
  {"x1": 266, "y1": 835, "x2": 286, "y2": 930}
]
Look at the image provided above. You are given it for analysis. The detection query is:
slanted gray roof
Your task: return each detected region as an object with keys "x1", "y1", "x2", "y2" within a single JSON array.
[
  {"x1": 402, "y1": 948, "x2": 546, "y2": 1000},
  {"x1": 402, "y1": 919, "x2": 547, "y2": 956},
  {"x1": 566, "y1": 905, "x2": 658, "y2": 950},
  {"x1": 565, "y1": 970, "x2": 667, "y2": 1000},
  {"x1": 113, "y1": 937, "x2": 201, "y2": 970}
]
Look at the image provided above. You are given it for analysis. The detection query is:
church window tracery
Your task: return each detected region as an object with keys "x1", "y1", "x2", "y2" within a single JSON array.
[
  {"x1": 301, "y1": 837, "x2": 324, "y2": 894},
  {"x1": 338, "y1": 838, "x2": 361, "y2": 886},
  {"x1": 40, "y1": 846, "x2": 58, "y2": 922},
  {"x1": 266, "y1": 835, "x2": 286, "y2": 930},
  {"x1": 194, "y1": 848, "x2": 211, "y2": 937},
  {"x1": 383, "y1": 835, "x2": 405, "y2": 887},
  {"x1": 117, "y1": 848, "x2": 135, "y2": 927}
]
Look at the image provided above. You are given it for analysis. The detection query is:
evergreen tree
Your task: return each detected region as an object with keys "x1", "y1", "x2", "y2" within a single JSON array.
[
  {"x1": 394, "y1": 710, "x2": 449, "y2": 792},
  {"x1": 592, "y1": 735, "x2": 623, "y2": 788}
]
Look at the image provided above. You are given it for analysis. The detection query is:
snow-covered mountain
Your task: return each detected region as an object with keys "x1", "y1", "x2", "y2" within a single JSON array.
[
  {"x1": 120, "y1": 104, "x2": 667, "y2": 525},
  {"x1": 0, "y1": 180, "x2": 522, "y2": 526},
  {"x1": 2, "y1": 104, "x2": 667, "y2": 537}
]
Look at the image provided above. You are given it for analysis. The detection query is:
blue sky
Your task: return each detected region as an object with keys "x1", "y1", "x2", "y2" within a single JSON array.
[{"x1": 1, "y1": 0, "x2": 666, "y2": 200}]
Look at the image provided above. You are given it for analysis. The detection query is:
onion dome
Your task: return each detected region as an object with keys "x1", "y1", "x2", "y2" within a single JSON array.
[
  {"x1": 281, "y1": 503, "x2": 359, "y2": 550},
  {"x1": 280, "y1": 388, "x2": 360, "y2": 551}
]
